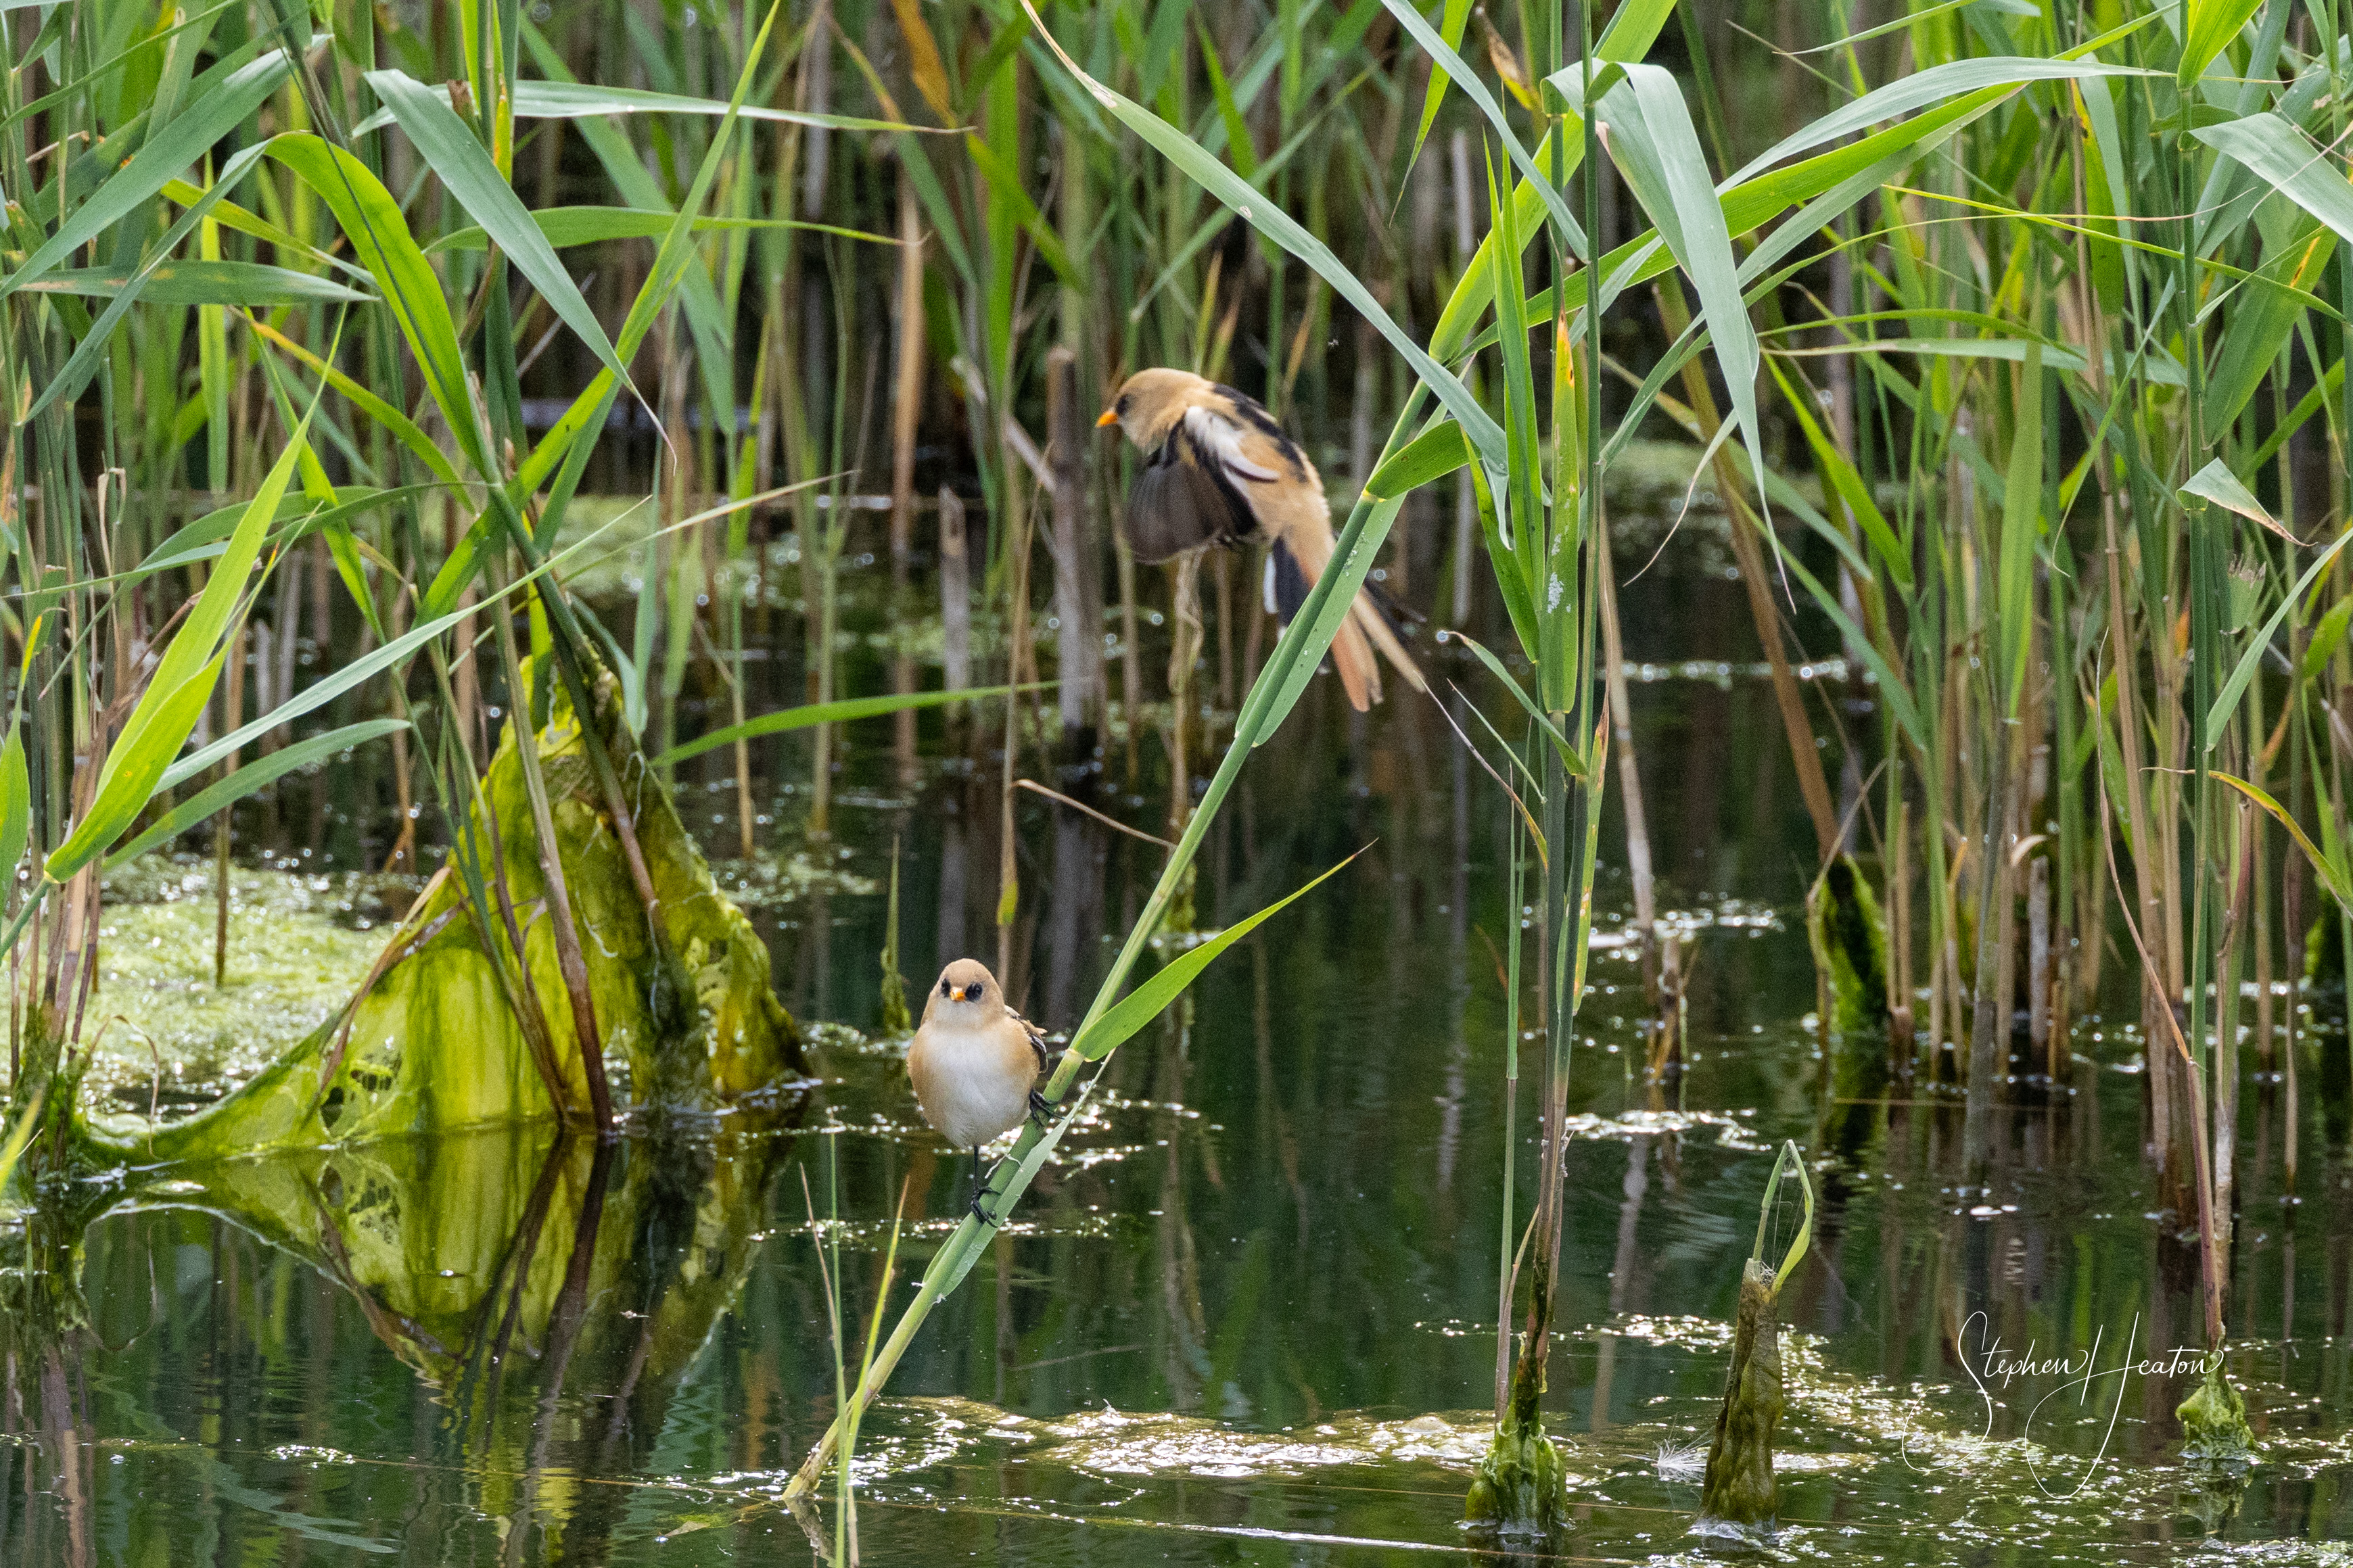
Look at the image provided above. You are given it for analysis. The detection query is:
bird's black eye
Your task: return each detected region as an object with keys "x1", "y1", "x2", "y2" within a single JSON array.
[
  {"x1": 940, "y1": 980, "x2": 953, "y2": 997},
  {"x1": 1117, "y1": 395, "x2": 1130, "y2": 415}
]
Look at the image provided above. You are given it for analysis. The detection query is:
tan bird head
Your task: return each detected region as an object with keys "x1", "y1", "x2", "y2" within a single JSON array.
[
  {"x1": 928, "y1": 957, "x2": 1002, "y2": 1018},
  {"x1": 1097, "y1": 367, "x2": 1212, "y2": 450}
]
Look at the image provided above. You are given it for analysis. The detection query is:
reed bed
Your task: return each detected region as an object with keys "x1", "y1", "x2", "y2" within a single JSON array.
[{"x1": 4, "y1": 0, "x2": 2349, "y2": 1537}]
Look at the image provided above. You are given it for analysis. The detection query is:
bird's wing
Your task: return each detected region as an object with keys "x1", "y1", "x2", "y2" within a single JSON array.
[
  {"x1": 1183, "y1": 402, "x2": 1285, "y2": 485},
  {"x1": 1007, "y1": 1007, "x2": 1052, "y2": 1077},
  {"x1": 1123, "y1": 410, "x2": 1260, "y2": 563},
  {"x1": 1264, "y1": 538, "x2": 1313, "y2": 619},
  {"x1": 1206, "y1": 384, "x2": 1314, "y2": 485}
]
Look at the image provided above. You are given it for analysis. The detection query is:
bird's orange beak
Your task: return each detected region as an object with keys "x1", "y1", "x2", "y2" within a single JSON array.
[
  {"x1": 1095, "y1": 408, "x2": 1120, "y2": 428},
  {"x1": 952, "y1": 985, "x2": 975, "y2": 1002}
]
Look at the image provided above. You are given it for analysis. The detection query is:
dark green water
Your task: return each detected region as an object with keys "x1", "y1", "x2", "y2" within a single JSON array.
[{"x1": 7, "y1": 524, "x2": 2352, "y2": 1565}]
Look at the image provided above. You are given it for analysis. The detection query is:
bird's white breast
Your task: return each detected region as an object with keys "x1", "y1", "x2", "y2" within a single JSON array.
[{"x1": 910, "y1": 1023, "x2": 1033, "y2": 1149}]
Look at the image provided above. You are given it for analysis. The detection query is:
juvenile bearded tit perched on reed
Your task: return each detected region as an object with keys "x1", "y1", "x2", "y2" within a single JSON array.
[
  {"x1": 1098, "y1": 369, "x2": 1425, "y2": 711},
  {"x1": 907, "y1": 959, "x2": 1053, "y2": 1217}
]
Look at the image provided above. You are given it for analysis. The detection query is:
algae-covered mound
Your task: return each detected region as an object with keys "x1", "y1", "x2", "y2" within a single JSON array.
[
  {"x1": 68, "y1": 669, "x2": 802, "y2": 1166},
  {"x1": 2177, "y1": 1350, "x2": 2255, "y2": 1465},
  {"x1": 1692, "y1": 1141, "x2": 1813, "y2": 1548},
  {"x1": 1466, "y1": 1275, "x2": 1572, "y2": 1536},
  {"x1": 1804, "y1": 855, "x2": 1890, "y2": 1037},
  {"x1": 1464, "y1": 1392, "x2": 1569, "y2": 1535}
]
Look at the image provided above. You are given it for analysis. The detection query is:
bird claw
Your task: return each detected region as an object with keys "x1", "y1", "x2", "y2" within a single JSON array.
[
  {"x1": 1027, "y1": 1089, "x2": 1055, "y2": 1127},
  {"x1": 969, "y1": 1187, "x2": 1000, "y2": 1228}
]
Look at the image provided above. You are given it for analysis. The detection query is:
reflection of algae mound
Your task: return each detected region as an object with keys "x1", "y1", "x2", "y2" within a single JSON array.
[
  {"x1": 68, "y1": 670, "x2": 801, "y2": 1165},
  {"x1": 2, "y1": 1121, "x2": 792, "y2": 1560},
  {"x1": 160, "y1": 1126, "x2": 778, "y2": 1404}
]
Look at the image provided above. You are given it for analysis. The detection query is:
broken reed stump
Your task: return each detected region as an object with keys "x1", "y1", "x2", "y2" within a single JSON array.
[
  {"x1": 1692, "y1": 1140, "x2": 1813, "y2": 1548},
  {"x1": 1694, "y1": 1258, "x2": 1786, "y2": 1545}
]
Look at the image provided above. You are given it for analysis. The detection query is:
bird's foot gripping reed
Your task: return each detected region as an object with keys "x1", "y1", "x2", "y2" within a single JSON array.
[{"x1": 0, "y1": 668, "x2": 801, "y2": 1195}]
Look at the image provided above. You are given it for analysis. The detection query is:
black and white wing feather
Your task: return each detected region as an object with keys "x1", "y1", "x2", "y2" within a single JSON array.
[{"x1": 1121, "y1": 405, "x2": 1280, "y2": 563}]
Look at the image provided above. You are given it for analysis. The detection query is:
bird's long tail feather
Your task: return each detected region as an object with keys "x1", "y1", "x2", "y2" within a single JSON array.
[{"x1": 1266, "y1": 536, "x2": 1425, "y2": 711}]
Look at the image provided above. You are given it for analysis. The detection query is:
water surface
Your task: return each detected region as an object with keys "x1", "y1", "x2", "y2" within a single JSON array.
[{"x1": 7, "y1": 509, "x2": 2348, "y2": 1565}]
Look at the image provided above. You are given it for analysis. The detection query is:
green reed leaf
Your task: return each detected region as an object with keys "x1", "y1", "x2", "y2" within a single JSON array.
[
  {"x1": 1754, "y1": 1139, "x2": 1815, "y2": 1296},
  {"x1": 1601, "y1": 66, "x2": 1767, "y2": 527},
  {"x1": 366, "y1": 68, "x2": 632, "y2": 394},
  {"x1": 2217, "y1": 772, "x2": 2353, "y2": 909},
  {"x1": 0, "y1": 731, "x2": 26, "y2": 883},
  {"x1": 2180, "y1": 0, "x2": 2264, "y2": 90},
  {"x1": 23, "y1": 139, "x2": 276, "y2": 422},
  {"x1": 465, "y1": 0, "x2": 783, "y2": 579},
  {"x1": 1407, "y1": 0, "x2": 1474, "y2": 168},
  {"x1": 508, "y1": 78, "x2": 924, "y2": 132},
  {"x1": 1448, "y1": 631, "x2": 1585, "y2": 780},
  {"x1": 266, "y1": 135, "x2": 490, "y2": 480},
  {"x1": 1484, "y1": 144, "x2": 1544, "y2": 615},
  {"x1": 0, "y1": 49, "x2": 290, "y2": 300},
  {"x1": 1363, "y1": 419, "x2": 1470, "y2": 498},
  {"x1": 2303, "y1": 596, "x2": 2353, "y2": 684},
  {"x1": 47, "y1": 427, "x2": 310, "y2": 882},
  {"x1": 2203, "y1": 227, "x2": 2335, "y2": 435},
  {"x1": 164, "y1": 496, "x2": 640, "y2": 788},
  {"x1": 245, "y1": 316, "x2": 464, "y2": 489},
  {"x1": 105, "y1": 721, "x2": 409, "y2": 870},
  {"x1": 133, "y1": 485, "x2": 435, "y2": 583},
  {"x1": 1069, "y1": 851, "x2": 1364, "y2": 1062},
  {"x1": 1196, "y1": 16, "x2": 1261, "y2": 179},
  {"x1": 2195, "y1": 115, "x2": 2353, "y2": 248},
  {"x1": 2205, "y1": 525, "x2": 2353, "y2": 752},
  {"x1": 48, "y1": 657, "x2": 225, "y2": 885},
  {"x1": 2180, "y1": 457, "x2": 2289, "y2": 541},
  {"x1": 1766, "y1": 359, "x2": 1912, "y2": 595},
  {"x1": 1380, "y1": 0, "x2": 1586, "y2": 256},
  {"x1": 1997, "y1": 340, "x2": 2045, "y2": 717},
  {"x1": 426, "y1": 208, "x2": 893, "y2": 252},
  {"x1": 24, "y1": 261, "x2": 373, "y2": 306},
  {"x1": 650, "y1": 685, "x2": 1048, "y2": 767}
]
